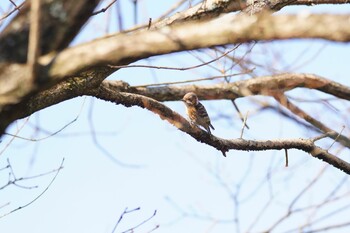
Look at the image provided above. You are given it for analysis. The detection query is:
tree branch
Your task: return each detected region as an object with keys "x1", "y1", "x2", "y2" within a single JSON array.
[
  {"x1": 88, "y1": 84, "x2": 350, "y2": 175},
  {"x1": 273, "y1": 93, "x2": 350, "y2": 148},
  {"x1": 27, "y1": 0, "x2": 41, "y2": 83},
  {"x1": 41, "y1": 13, "x2": 350, "y2": 81},
  {"x1": 0, "y1": 0, "x2": 101, "y2": 63},
  {"x1": 1, "y1": 12, "x2": 350, "y2": 105},
  {"x1": 102, "y1": 73, "x2": 350, "y2": 102},
  {"x1": 1, "y1": 73, "x2": 348, "y2": 136},
  {"x1": 1, "y1": 12, "x2": 350, "y2": 122}
]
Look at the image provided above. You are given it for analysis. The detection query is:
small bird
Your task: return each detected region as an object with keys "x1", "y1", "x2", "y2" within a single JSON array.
[{"x1": 182, "y1": 92, "x2": 215, "y2": 135}]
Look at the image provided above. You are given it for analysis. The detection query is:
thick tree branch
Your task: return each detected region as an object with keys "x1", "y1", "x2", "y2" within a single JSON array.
[
  {"x1": 88, "y1": 85, "x2": 350, "y2": 175},
  {"x1": 104, "y1": 74, "x2": 350, "y2": 148},
  {"x1": 1, "y1": 13, "x2": 350, "y2": 118},
  {"x1": 0, "y1": 0, "x2": 101, "y2": 63},
  {"x1": 1, "y1": 73, "x2": 348, "y2": 136},
  {"x1": 103, "y1": 73, "x2": 350, "y2": 102},
  {"x1": 41, "y1": 13, "x2": 350, "y2": 81},
  {"x1": 0, "y1": 68, "x2": 114, "y2": 135},
  {"x1": 129, "y1": 0, "x2": 350, "y2": 31},
  {"x1": 2, "y1": 71, "x2": 350, "y2": 174}
]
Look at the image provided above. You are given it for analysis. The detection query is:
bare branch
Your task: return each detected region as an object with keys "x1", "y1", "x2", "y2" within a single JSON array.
[
  {"x1": 100, "y1": 73, "x2": 350, "y2": 103},
  {"x1": 109, "y1": 45, "x2": 241, "y2": 72},
  {"x1": 266, "y1": 167, "x2": 327, "y2": 232},
  {"x1": 3, "y1": 97, "x2": 87, "y2": 142},
  {"x1": 121, "y1": 210, "x2": 157, "y2": 233},
  {"x1": 0, "y1": 0, "x2": 101, "y2": 63},
  {"x1": 92, "y1": 0, "x2": 117, "y2": 16},
  {"x1": 239, "y1": 111, "x2": 249, "y2": 138},
  {"x1": 112, "y1": 207, "x2": 157, "y2": 233},
  {"x1": 112, "y1": 207, "x2": 141, "y2": 233},
  {"x1": 285, "y1": 149, "x2": 288, "y2": 167},
  {"x1": 27, "y1": 0, "x2": 41, "y2": 83},
  {"x1": 0, "y1": 158, "x2": 64, "y2": 191},
  {"x1": 147, "y1": 0, "x2": 245, "y2": 30},
  {"x1": 273, "y1": 93, "x2": 350, "y2": 148},
  {"x1": 88, "y1": 85, "x2": 350, "y2": 174},
  {"x1": 0, "y1": 2, "x2": 25, "y2": 22},
  {"x1": 2, "y1": 72, "x2": 348, "y2": 137},
  {"x1": 131, "y1": 72, "x2": 250, "y2": 88},
  {"x1": 0, "y1": 158, "x2": 64, "y2": 218},
  {"x1": 40, "y1": 13, "x2": 350, "y2": 81},
  {"x1": 1, "y1": 13, "x2": 350, "y2": 125}
]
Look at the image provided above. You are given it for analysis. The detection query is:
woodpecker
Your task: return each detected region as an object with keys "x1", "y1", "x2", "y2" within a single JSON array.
[{"x1": 182, "y1": 92, "x2": 215, "y2": 135}]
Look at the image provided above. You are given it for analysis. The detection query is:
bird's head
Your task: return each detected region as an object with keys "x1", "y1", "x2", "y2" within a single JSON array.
[{"x1": 182, "y1": 92, "x2": 198, "y2": 106}]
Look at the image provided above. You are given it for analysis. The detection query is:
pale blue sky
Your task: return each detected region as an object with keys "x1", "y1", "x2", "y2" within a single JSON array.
[{"x1": 1, "y1": 1, "x2": 350, "y2": 233}]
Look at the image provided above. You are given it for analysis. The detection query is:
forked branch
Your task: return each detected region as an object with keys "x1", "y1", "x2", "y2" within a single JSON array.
[{"x1": 89, "y1": 85, "x2": 350, "y2": 175}]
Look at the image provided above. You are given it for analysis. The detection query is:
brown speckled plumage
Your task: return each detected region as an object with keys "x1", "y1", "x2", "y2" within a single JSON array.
[{"x1": 182, "y1": 92, "x2": 215, "y2": 135}]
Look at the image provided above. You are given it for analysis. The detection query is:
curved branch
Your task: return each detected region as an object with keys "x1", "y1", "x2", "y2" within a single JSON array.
[
  {"x1": 89, "y1": 85, "x2": 350, "y2": 175},
  {"x1": 103, "y1": 73, "x2": 350, "y2": 102},
  {"x1": 42, "y1": 13, "x2": 350, "y2": 81},
  {"x1": 2, "y1": 73, "x2": 348, "y2": 136},
  {"x1": 1, "y1": 13, "x2": 350, "y2": 115},
  {"x1": 273, "y1": 93, "x2": 350, "y2": 148}
]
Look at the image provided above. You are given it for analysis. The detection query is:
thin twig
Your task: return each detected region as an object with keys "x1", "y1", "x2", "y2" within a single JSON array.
[
  {"x1": 27, "y1": 0, "x2": 41, "y2": 81},
  {"x1": 311, "y1": 133, "x2": 331, "y2": 143},
  {"x1": 0, "y1": 158, "x2": 64, "y2": 219},
  {"x1": 1, "y1": 157, "x2": 64, "y2": 190},
  {"x1": 0, "y1": 202, "x2": 10, "y2": 210},
  {"x1": 122, "y1": 210, "x2": 157, "y2": 233},
  {"x1": 232, "y1": 99, "x2": 250, "y2": 129},
  {"x1": 109, "y1": 46, "x2": 240, "y2": 71},
  {"x1": 9, "y1": 0, "x2": 18, "y2": 8},
  {"x1": 305, "y1": 221, "x2": 350, "y2": 233},
  {"x1": 146, "y1": 224, "x2": 160, "y2": 233},
  {"x1": 3, "y1": 158, "x2": 38, "y2": 190},
  {"x1": 0, "y1": 2, "x2": 25, "y2": 22},
  {"x1": 92, "y1": 0, "x2": 117, "y2": 15},
  {"x1": 3, "y1": 97, "x2": 87, "y2": 141},
  {"x1": 214, "y1": 44, "x2": 256, "y2": 129},
  {"x1": 131, "y1": 71, "x2": 252, "y2": 88},
  {"x1": 0, "y1": 118, "x2": 30, "y2": 156},
  {"x1": 27, "y1": 0, "x2": 41, "y2": 83},
  {"x1": 0, "y1": 164, "x2": 10, "y2": 172},
  {"x1": 240, "y1": 111, "x2": 249, "y2": 138},
  {"x1": 112, "y1": 207, "x2": 141, "y2": 233},
  {"x1": 88, "y1": 99, "x2": 142, "y2": 168},
  {"x1": 132, "y1": 0, "x2": 137, "y2": 25},
  {"x1": 147, "y1": 18, "x2": 152, "y2": 30},
  {"x1": 273, "y1": 93, "x2": 350, "y2": 148},
  {"x1": 328, "y1": 126, "x2": 345, "y2": 151},
  {"x1": 4, "y1": 119, "x2": 76, "y2": 141},
  {"x1": 267, "y1": 167, "x2": 327, "y2": 232},
  {"x1": 157, "y1": 0, "x2": 187, "y2": 20}
]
